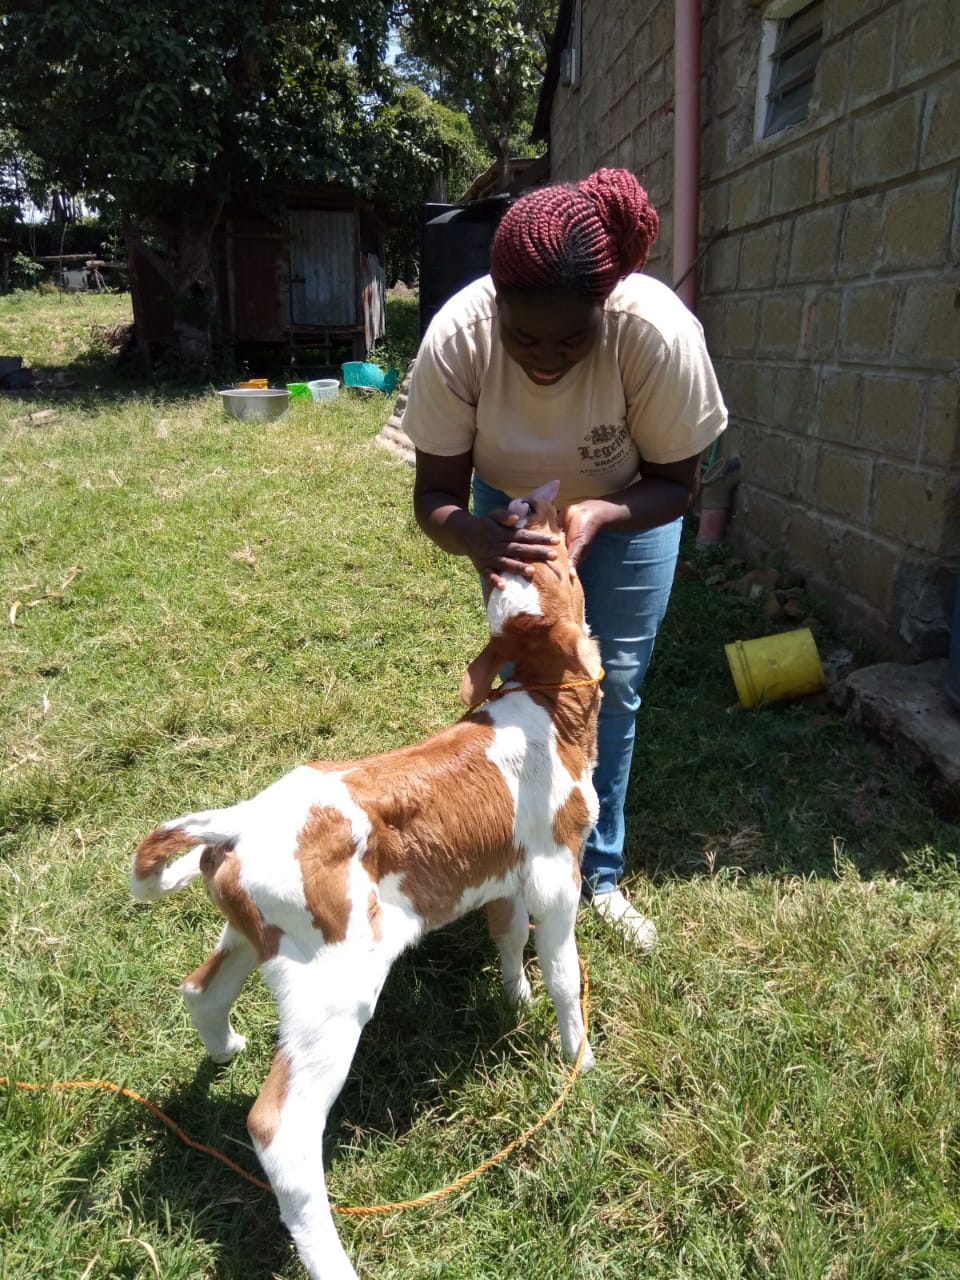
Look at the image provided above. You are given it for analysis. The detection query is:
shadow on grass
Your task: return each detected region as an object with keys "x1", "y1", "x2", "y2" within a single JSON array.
[
  {"x1": 66, "y1": 922, "x2": 523, "y2": 1278},
  {"x1": 625, "y1": 528, "x2": 959, "y2": 889}
]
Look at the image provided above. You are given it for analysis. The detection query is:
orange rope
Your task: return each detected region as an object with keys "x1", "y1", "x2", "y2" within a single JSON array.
[
  {"x1": 1, "y1": 962, "x2": 590, "y2": 1216},
  {"x1": 0, "y1": 1075, "x2": 273, "y2": 1193},
  {"x1": 470, "y1": 670, "x2": 604, "y2": 712}
]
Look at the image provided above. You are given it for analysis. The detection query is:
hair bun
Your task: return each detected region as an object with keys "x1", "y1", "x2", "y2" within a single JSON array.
[{"x1": 576, "y1": 168, "x2": 659, "y2": 273}]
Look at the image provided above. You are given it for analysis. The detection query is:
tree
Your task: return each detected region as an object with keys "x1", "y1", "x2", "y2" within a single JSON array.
[
  {"x1": 396, "y1": 0, "x2": 558, "y2": 183},
  {"x1": 0, "y1": 1, "x2": 395, "y2": 366},
  {"x1": 368, "y1": 79, "x2": 488, "y2": 282}
]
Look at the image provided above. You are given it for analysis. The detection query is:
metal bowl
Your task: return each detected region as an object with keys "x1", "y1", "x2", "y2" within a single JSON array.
[{"x1": 219, "y1": 388, "x2": 290, "y2": 421}]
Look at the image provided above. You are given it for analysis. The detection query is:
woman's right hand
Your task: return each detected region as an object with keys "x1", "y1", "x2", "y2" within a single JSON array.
[
  {"x1": 414, "y1": 449, "x2": 560, "y2": 590},
  {"x1": 462, "y1": 509, "x2": 560, "y2": 590}
]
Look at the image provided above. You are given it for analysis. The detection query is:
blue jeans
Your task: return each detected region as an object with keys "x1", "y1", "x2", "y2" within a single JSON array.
[{"x1": 471, "y1": 475, "x2": 681, "y2": 896}]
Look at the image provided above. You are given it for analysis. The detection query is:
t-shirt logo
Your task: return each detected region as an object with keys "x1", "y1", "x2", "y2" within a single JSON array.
[{"x1": 578, "y1": 423, "x2": 630, "y2": 472}]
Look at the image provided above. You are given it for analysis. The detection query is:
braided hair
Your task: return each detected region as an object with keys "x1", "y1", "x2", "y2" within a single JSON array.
[{"x1": 490, "y1": 168, "x2": 659, "y2": 299}]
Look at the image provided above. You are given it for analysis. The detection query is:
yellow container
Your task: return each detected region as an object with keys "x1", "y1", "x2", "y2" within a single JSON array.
[
  {"x1": 724, "y1": 628, "x2": 826, "y2": 709},
  {"x1": 238, "y1": 378, "x2": 268, "y2": 389}
]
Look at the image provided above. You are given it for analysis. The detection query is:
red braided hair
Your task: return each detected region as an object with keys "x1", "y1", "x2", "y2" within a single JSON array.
[{"x1": 490, "y1": 168, "x2": 659, "y2": 298}]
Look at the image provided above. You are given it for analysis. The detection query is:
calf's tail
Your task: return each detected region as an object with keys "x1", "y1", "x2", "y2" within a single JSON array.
[{"x1": 130, "y1": 809, "x2": 240, "y2": 902}]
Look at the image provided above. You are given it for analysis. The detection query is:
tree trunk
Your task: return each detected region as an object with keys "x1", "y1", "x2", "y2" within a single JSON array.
[{"x1": 170, "y1": 204, "x2": 225, "y2": 372}]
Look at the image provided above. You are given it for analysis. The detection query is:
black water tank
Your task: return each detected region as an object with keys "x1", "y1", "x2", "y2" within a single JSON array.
[{"x1": 419, "y1": 195, "x2": 512, "y2": 340}]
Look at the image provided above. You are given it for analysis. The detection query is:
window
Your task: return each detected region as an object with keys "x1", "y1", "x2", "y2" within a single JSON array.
[
  {"x1": 560, "y1": 0, "x2": 582, "y2": 90},
  {"x1": 758, "y1": 0, "x2": 823, "y2": 140}
]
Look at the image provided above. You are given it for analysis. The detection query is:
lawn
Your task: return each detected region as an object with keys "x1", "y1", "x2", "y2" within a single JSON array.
[{"x1": 2, "y1": 288, "x2": 959, "y2": 1280}]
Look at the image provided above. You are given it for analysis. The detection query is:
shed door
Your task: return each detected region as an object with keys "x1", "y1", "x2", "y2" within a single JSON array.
[{"x1": 289, "y1": 209, "x2": 357, "y2": 326}]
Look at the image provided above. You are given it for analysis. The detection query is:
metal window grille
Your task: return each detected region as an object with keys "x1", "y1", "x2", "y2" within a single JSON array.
[{"x1": 763, "y1": 2, "x2": 823, "y2": 138}]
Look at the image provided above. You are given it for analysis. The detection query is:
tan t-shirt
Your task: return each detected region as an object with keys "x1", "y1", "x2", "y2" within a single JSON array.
[{"x1": 402, "y1": 273, "x2": 728, "y2": 507}]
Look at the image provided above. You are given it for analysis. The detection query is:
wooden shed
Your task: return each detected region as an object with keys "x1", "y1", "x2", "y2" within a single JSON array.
[{"x1": 126, "y1": 183, "x2": 386, "y2": 361}]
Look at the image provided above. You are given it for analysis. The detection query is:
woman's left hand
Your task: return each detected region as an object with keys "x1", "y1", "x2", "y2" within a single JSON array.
[
  {"x1": 561, "y1": 455, "x2": 703, "y2": 571},
  {"x1": 560, "y1": 501, "x2": 604, "y2": 572}
]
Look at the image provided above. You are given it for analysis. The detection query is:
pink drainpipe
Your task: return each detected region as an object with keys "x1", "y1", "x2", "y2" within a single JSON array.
[{"x1": 673, "y1": 0, "x2": 701, "y2": 313}]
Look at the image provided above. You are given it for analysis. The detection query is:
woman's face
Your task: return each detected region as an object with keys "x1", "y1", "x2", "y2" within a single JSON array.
[{"x1": 496, "y1": 291, "x2": 603, "y2": 387}]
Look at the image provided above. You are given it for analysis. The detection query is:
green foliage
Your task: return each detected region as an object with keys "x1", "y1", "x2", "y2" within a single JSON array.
[
  {"x1": 0, "y1": 1, "x2": 520, "y2": 355},
  {"x1": 8, "y1": 251, "x2": 44, "y2": 289},
  {"x1": 0, "y1": 124, "x2": 44, "y2": 222},
  {"x1": 397, "y1": 0, "x2": 558, "y2": 167},
  {"x1": 370, "y1": 81, "x2": 489, "y2": 281},
  {"x1": 0, "y1": 3, "x2": 393, "y2": 211},
  {"x1": 0, "y1": 2, "x2": 401, "y2": 360}
]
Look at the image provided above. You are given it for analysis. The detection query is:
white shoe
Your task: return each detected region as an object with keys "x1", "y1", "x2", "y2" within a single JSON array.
[{"x1": 591, "y1": 889, "x2": 658, "y2": 952}]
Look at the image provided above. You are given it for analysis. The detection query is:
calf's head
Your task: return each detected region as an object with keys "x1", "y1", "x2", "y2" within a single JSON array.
[{"x1": 461, "y1": 480, "x2": 602, "y2": 706}]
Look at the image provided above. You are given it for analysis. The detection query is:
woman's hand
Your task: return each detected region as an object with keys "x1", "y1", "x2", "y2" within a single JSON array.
[
  {"x1": 560, "y1": 501, "x2": 605, "y2": 572},
  {"x1": 561, "y1": 456, "x2": 703, "y2": 570},
  {"x1": 463, "y1": 508, "x2": 560, "y2": 590}
]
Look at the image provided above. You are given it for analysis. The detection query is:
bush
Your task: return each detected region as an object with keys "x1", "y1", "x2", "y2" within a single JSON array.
[{"x1": 8, "y1": 251, "x2": 45, "y2": 290}]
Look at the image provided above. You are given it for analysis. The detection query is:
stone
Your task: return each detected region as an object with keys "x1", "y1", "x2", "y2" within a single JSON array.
[{"x1": 840, "y1": 660, "x2": 960, "y2": 813}]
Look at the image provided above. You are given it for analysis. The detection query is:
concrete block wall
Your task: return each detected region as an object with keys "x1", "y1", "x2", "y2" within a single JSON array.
[
  {"x1": 547, "y1": 0, "x2": 960, "y2": 659},
  {"x1": 550, "y1": 0, "x2": 677, "y2": 282}
]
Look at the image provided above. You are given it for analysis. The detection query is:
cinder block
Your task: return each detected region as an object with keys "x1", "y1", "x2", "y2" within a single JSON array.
[
  {"x1": 817, "y1": 448, "x2": 872, "y2": 522},
  {"x1": 770, "y1": 143, "x2": 816, "y2": 216},
  {"x1": 921, "y1": 380, "x2": 960, "y2": 468},
  {"x1": 858, "y1": 377, "x2": 926, "y2": 458},
  {"x1": 738, "y1": 226, "x2": 779, "y2": 288},
  {"x1": 718, "y1": 361, "x2": 776, "y2": 423},
  {"x1": 837, "y1": 530, "x2": 898, "y2": 613},
  {"x1": 808, "y1": 289, "x2": 842, "y2": 359},
  {"x1": 826, "y1": 127, "x2": 851, "y2": 200},
  {"x1": 789, "y1": 508, "x2": 837, "y2": 568},
  {"x1": 840, "y1": 196, "x2": 883, "y2": 278},
  {"x1": 903, "y1": 0, "x2": 959, "y2": 78},
  {"x1": 756, "y1": 430, "x2": 803, "y2": 496},
  {"x1": 922, "y1": 74, "x2": 960, "y2": 168},
  {"x1": 872, "y1": 462, "x2": 948, "y2": 550},
  {"x1": 848, "y1": 10, "x2": 896, "y2": 105},
  {"x1": 723, "y1": 297, "x2": 760, "y2": 355},
  {"x1": 881, "y1": 182, "x2": 953, "y2": 271},
  {"x1": 708, "y1": 233, "x2": 741, "y2": 292},
  {"x1": 701, "y1": 182, "x2": 730, "y2": 239},
  {"x1": 852, "y1": 95, "x2": 922, "y2": 187},
  {"x1": 772, "y1": 364, "x2": 818, "y2": 431},
  {"x1": 840, "y1": 283, "x2": 897, "y2": 359},
  {"x1": 895, "y1": 282, "x2": 960, "y2": 366},
  {"x1": 796, "y1": 443, "x2": 819, "y2": 503},
  {"x1": 757, "y1": 292, "x2": 805, "y2": 356},
  {"x1": 649, "y1": 2, "x2": 673, "y2": 55},
  {"x1": 819, "y1": 370, "x2": 860, "y2": 444},
  {"x1": 788, "y1": 207, "x2": 841, "y2": 281},
  {"x1": 736, "y1": 485, "x2": 789, "y2": 547},
  {"x1": 729, "y1": 166, "x2": 771, "y2": 228},
  {"x1": 813, "y1": 40, "x2": 849, "y2": 118}
]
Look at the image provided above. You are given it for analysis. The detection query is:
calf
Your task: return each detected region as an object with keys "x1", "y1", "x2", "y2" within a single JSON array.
[{"x1": 130, "y1": 480, "x2": 602, "y2": 1280}]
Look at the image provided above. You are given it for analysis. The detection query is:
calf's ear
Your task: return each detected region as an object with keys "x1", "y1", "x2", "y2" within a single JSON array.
[
  {"x1": 460, "y1": 639, "x2": 507, "y2": 706},
  {"x1": 525, "y1": 479, "x2": 560, "y2": 505}
]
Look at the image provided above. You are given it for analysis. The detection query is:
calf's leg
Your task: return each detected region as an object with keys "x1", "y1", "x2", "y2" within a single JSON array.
[
  {"x1": 484, "y1": 895, "x2": 532, "y2": 1006},
  {"x1": 531, "y1": 901, "x2": 594, "y2": 1071},
  {"x1": 180, "y1": 923, "x2": 257, "y2": 1062},
  {"x1": 250, "y1": 946, "x2": 390, "y2": 1280}
]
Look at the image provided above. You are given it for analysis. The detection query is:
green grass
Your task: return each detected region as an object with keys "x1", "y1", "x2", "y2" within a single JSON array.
[{"x1": 2, "y1": 291, "x2": 959, "y2": 1279}]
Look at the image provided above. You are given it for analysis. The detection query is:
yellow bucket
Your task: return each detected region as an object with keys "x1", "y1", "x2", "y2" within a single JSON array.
[
  {"x1": 724, "y1": 628, "x2": 826, "y2": 709},
  {"x1": 238, "y1": 378, "x2": 268, "y2": 389}
]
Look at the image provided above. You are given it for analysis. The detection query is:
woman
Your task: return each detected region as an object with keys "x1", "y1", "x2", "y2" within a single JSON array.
[{"x1": 403, "y1": 168, "x2": 727, "y2": 949}]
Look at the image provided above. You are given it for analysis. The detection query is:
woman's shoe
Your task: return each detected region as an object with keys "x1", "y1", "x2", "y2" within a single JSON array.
[{"x1": 591, "y1": 888, "x2": 658, "y2": 952}]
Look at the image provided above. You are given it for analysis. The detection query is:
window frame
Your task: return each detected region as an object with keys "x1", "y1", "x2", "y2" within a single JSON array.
[{"x1": 755, "y1": 0, "x2": 824, "y2": 142}]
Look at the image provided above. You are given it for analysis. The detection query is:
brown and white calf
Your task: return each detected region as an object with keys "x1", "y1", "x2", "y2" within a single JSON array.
[{"x1": 129, "y1": 480, "x2": 602, "y2": 1280}]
